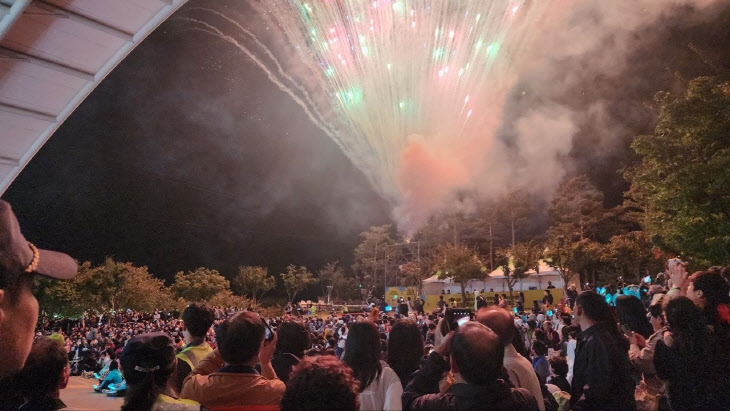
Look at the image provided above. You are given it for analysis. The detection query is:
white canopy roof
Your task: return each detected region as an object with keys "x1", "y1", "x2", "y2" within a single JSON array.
[{"x1": 0, "y1": 0, "x2": 187, "y2": 194}]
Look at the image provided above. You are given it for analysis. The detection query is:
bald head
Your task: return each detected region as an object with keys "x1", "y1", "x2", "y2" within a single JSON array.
[
  {"x1": 450, "y1": 322, "x2": 504, "y2": 385},
  {"x1": 475, "y1": 307, "x2": 515, "y2": 346}
]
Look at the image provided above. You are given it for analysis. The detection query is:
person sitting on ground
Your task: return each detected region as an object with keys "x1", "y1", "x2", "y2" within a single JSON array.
[
  {"x1": 542, "y1": 321, "x2": 560, "y2": 349},
  {"x1": 280, "y1": 355, "x2": 360, "y2": 411},
  {"x1": 476, "y1": 307, "x2": 545, "y2": 411},
  {"x1": 402, "y1": 320, "x2": 537, "y2": 410},
  {"x1": 531, "y1": 340, "x2": 550, "y2": 384},
  {"x1": 170, "y1": 303, "x2": 215, "y2": 394},
  {"x1": 547, "y1": 356, "x2": 570, "y2": 394},
  {"x1": 272, "y1": 320, "x2": 310, "y2": 384},
  {"x1": 181, "y1": 311, "x2": 284, "y2": 409},
  {"x1": 387, "y1": 319, "x2": 425, "y2": 389},
  {"x1": 16, "y1": 337, "x2": 70, "y2": 411},
  {"x1": 120, "y1": 332, "x2": 200, "y2": 411},
  {"x1": 343, "y1": 321, "x2": 402, "y2": 410},
  {"x1": 94, "y1": 359, "x2": 122, "y2": 392},
  {"x1": 571, "y1": 291, "x2": 635, "y2": 410}
]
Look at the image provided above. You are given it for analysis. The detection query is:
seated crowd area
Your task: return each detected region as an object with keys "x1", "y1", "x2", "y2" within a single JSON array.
[{"x1": 2, "y1": 200, "x2": 730, "y2": 411}]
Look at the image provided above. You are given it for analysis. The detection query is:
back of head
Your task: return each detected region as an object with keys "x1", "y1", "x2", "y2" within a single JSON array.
[
  {"x1": 616, "y1": 295, "x2": 653, "y2": 338},
  {"x1": 276, "y1": 320, "x2": 310, "y2": 357},
  {"x1": 549, "y1": 356, "x2": 568, "y2": 377},
  {"x1": 690, "y1": 270, "x2": 730, "y2": 311},
  {"x1": 577, "y1": 291, "x2": 623, "y2": 341},
  {"x1": 216, "y1": 311, "x2": 265, "y2": 365},
  {"x1": 120, "y1": 332, "x2": 176, "y2": 411},
  {"x1": 450, "y1": 322, "x2": 504, "y2": 385},
  {"x1": 17, "y1": 337, "x2": 68, "y2": 399},
  {"x1": 343, "y1": 321, "x2": 382, "y2": 391},
  {"x1": 387, "y1": 319, "x2": 424, "y2": 382},
  {"x1": 280, "y1": 355, "x2": 359, "y2": 411},
  {"x1": 182, "y1": 303, "x2": 215, "y2": 338},
  {"x1": 476, "y1": 306, "x2": 515, "y2": 346}
]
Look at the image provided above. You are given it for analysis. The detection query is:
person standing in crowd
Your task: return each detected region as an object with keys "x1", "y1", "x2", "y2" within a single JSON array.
[
  {"x1": 402, "y1": 321, "x2": 537, "y2": 410},
  {"x1": 343, "y1": 321, "x2": 402, "y2": 410},
  {"x1": 120, "y1": 332, "x2": 200, "y2": 410},
  {"x1": 517, "y1": 292, "x2": 526, "y2": 313},
  {"x1": 547, "y1": 282, "x2": 555, "y2": 289},
  {"x1": 571, "y1": 291, "x2": 636, "y2": 410},
  {"x1": 477, "y1": 307, "x2": 545, "y2": 410},
  {"x1": 654, "y1": 296, "x2": 730, "y2": 411},
  {"x1": 686, "y1": 270, "x2": 730, "y2": 330},
  {"x1": 616, "y1": 295, "x2": 654, "y2": 339},
  {"x1": 387, "y1": 320, "x2": 425, "y2": 389},
  {"x1": 15, "y1": 337, "x2": 70, "y2": 411},
  {"x1": 170, "y1": 303, "x2": 215, "y2": 394},
  {"x1": 0, "y1": 200, "x2": 77, "y2": 380},
  {"x1": 272, "y1": 320, "x2": 310, "y2": 384},
  {"x1": 476, "y1": 293, "x2": 488, "y2": 310},
  {"x1": 437, "y1": 295, "x2": 446, "y2": 313},
  {"x1": 280, "y1": 355, "x2": 360, "y2": 411},
  {"x1": 628, "y1": 296, "x2": 666, "y2": 410},
  {"x1": 181, "y1": 311, "x2": 284, "y2": 409},
  {"x1": 542, "y1": 290, "x2": 554, "y2": 307},
  {"x1": 565, "y1": 286, "x2": 578, "y2": 310}
]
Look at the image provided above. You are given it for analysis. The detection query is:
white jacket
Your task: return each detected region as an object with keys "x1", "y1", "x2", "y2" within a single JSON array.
[{"x1": 359, "y1": 362, "x2": 403, "y2": 411}]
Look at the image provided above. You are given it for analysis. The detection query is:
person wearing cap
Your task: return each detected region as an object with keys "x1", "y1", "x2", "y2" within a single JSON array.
[
  {"x1": 181, "y1": 311, "x2": 284, "y2": 409},
  {"x1": 170, "y1": 303, "x2": 215, "y2": 394},
  {"x1": 120, "y1": 332, "x2": 201, "y2": 411},
  {"x1": 0, "y1": 200, "x2": 77, "y2": 380}
]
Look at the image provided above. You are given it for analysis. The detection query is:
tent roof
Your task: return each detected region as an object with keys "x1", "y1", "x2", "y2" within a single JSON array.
[{"x1": 0, "y1": 0, "x2": 187, "y2": 194}]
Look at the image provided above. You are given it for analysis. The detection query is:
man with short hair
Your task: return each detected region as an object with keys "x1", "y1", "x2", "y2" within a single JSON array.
[
  {"x1": 16, "y1": 336, "x2": 70, "y2": 410},
  {"x1": 170, "y1": 303, "x2": 215, "y2": 393},
  {"x1": 402, "y1": 321, "x2": 537, "y2": 410},
  {"x1": 181, "y1": 311, "x2": 284, "y2": 408},
  {"x1": 0, "y1": 200, "x2": 77, "y2": 380},
  {"x1": 477, "y1": 307, "x2": 545, "y2": 410}
]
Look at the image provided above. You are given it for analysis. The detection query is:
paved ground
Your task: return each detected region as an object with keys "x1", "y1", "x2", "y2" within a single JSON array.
[{"x1": 61, "y1": 376, "x2": 123, "y2": 410}]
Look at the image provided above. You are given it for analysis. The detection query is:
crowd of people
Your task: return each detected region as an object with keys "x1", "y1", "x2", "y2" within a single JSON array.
[{"x1": 2, "y1": 199, "x2": 730, "y2": 410}]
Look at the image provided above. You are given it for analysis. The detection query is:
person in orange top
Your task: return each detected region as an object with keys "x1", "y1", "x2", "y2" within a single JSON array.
[{"x1": 181, "y1": 311, "x2": 284, "y2": 409}]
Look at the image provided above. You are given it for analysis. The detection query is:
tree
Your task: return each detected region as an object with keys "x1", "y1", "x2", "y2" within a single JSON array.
[
  {"x1": 280, "y1": 265, "x2": 316, "y2": 303},
  {"x1": 318, "y1": 261, "x2": 342, "y2": 305},
  {"x1": 603, "y1": 231, "x2": 664, "y2": 283},
  {"x1": 171, "y1": 267, "x2": 230, "y2": 302},
  {"x1": 352, "y1": 225, "x2": 399, "y2": 292},
  {"x1": 495, "y1": 242, "x2": 541, "y2": 296},
  {"x1": 549, "y1": 175, "x2": 606, "y2": 241},
  {"x1": 544, "y1": 236, "x2": 604, "y2": 287},
  {"x1": 399, "y1": 260, "x2": 431, "y2": 296},
  {"x1": 233, "y1": 266, "x2": 275, "y2": 306},
  {"x1": 433, "y1": 243, "x2": 484, "y2": 303},
  {"x1": 625, "y1": 76, "x2": 730, "y2": 266},
  {"x1": 499, "y1": 190, "x2": 536, "y2": 247}
]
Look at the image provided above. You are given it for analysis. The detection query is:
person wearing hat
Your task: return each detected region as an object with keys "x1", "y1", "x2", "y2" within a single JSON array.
[
  {"x1": 0, "y1": 200, "x2": 77, "y2": 380},
  {"x1": 120, "y1": 332, "x2": 201, "y2": 411}
]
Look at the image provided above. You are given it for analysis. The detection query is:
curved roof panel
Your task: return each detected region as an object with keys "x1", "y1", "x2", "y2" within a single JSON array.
[{"x1": 0, "y1": 0, "x2": 188, "y2": 194}]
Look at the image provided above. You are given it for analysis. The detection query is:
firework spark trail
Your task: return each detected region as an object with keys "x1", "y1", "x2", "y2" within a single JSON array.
[
  {"x1": 178, "y1": 17, "x2": 347, "y2": 150},
  {"x1": 187, "y1": 7, "x2": 336, "y2": 134},
  {"x1": 253, "y1": 0, "x2": 552, "y2": 206}
]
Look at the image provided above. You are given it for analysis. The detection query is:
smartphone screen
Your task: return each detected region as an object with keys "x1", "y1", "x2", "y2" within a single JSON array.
[{"x1": 456, "y1": 315, "x2": 470, "y2": 327}]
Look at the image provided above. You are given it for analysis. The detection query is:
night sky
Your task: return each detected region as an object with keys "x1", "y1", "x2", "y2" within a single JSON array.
[{"x1": 3, "y1": 1, "x2": 730, "y2": 284}]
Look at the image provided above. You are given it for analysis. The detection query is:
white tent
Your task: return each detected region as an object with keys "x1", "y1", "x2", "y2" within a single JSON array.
[{"x1": 0, "y1": 0, "x2": 187, "y2": 194}]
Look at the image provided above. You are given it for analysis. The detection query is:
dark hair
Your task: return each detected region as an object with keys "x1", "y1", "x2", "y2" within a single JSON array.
[
  {"x1": 689, "y1": 271, "x2": 730, "y2": 323},
  {"x1": 387, "y1": 320, "x2": 423, "y2": 385},
  {"x1": 549, "y1": 356, "x2": 568, "y2": 377},
  {"x1": 450, "y1": 322, "x2": 503, "y2": 385},
  {"x1": 109, "y1": 360, "x2": 118, "y2": 371},
  {"x1": 276, "y1": 321, "x2": 310, "y2": 357},
  {"x1": 648, "y1": 303, "x2": 663, "y2": 319},
  {"x1": 616, "y1": 295, "x2": 653, "y2": 338},
  {"x1": 534, "y1": 329, "x2": 546, "y2": 342},
  {"x1": 476, "y1": 307, "x2": 515, "y2": 346},
  {"x1": 280, "y1": 355, "x2": 360, "y2": 411},
  {"x1": 343, "y1": 321, "x2": 382, "y2": 392},
  {"x1": 576, "y1": 291, "x2": 624, "y2": 343},
  {"x1": 663, "y1": 297, "x2": 710, "y2": 369},
  {"x1": 120, "y1": 334, "x2": 176, "y2": 411},
  {"x1": 216, "y1": 311, "x2": 265, "y2": 365},
  {"x1": 17, "y1": 337, "x2": 68, "y2": 398},
  {"x1": 532, "y1": 339, "x2": 547, "y2": 356},
  {"x1": 182, "y1": 304, "x2": 215, "y2": 337}
]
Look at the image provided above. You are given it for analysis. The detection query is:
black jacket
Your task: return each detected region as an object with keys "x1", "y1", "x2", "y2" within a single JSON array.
[
  {"x1": 402, "y1": 352, "x2": 537, "y2": 410},
  {"x1": 571, "y1": 324, "x2": 636, "y2": 411}
]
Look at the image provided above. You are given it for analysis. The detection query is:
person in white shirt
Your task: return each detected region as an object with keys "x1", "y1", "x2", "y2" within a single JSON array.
[
  {"x1": 477, "y1": 306, "x2": 545, "y2": 411},
  {"x1": 343, "y1": 321, "x2": 403, "y2": 410}
]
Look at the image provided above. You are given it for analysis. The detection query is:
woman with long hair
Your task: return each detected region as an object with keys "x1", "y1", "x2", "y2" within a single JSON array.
[
  {"x1": 386, "y1": 320, "x2": 424, "y2": 388},
  {"x1": 616, "y1": 295, "x2": 654, "y2": 339},
  {"x1": 654, "y1": 297, "x2": 721, "y2": 411},
  {"x1": 343, "y1": 321, "x2": 402, "y2": 410},
  {"x1": 119, "y1": 332, "x2": 200, "y2": 411}
]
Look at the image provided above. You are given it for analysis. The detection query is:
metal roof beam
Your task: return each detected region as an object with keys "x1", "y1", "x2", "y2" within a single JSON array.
[
  {"x1": 0, "y1": 46, "x2": 95, "y2": 80},
  {"x1": 34, "y1": 0, "x2": 135, "y2": 40},
  {"x1": 0, "y1": 101, "x2": 57, "y2": 122}
]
